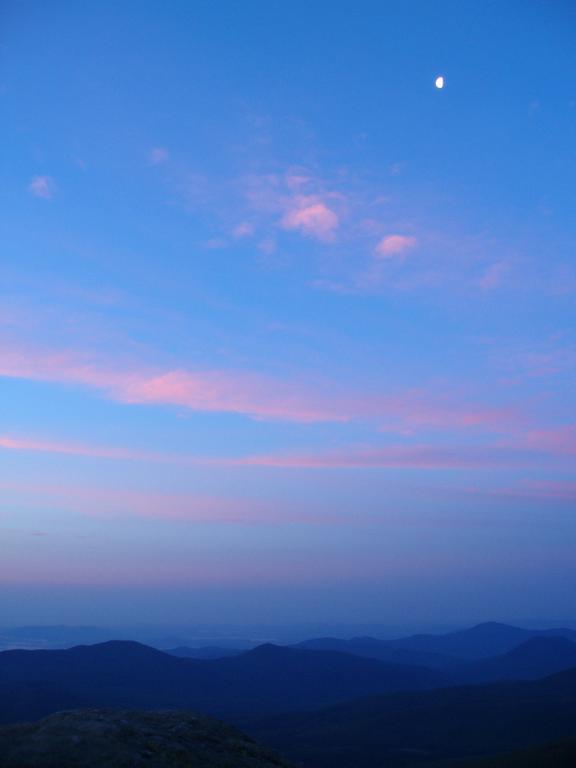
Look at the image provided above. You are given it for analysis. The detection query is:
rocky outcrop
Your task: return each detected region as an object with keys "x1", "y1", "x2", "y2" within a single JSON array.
[{"x1": 0, "y1": 709, "x2": 295, "y2": 767}]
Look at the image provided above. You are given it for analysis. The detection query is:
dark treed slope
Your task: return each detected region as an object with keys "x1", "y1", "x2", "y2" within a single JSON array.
[{"x1": 244, "y1": 666, "x2": 576, "y2": 768}]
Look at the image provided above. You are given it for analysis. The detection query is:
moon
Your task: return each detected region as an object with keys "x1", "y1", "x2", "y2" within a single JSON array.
[{"x1": 435, "y1": 76, "x2": 445, "y2": 89}]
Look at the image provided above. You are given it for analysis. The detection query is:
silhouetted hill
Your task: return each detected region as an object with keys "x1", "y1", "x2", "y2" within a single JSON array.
[
  {"x1": 0, "y1": 709, "x2": 294, "y2": 768},
  {"x1": 244, "y1": 665, "x2": 576, "y2": 768},
  {"x1": 385, "y1": 622, "x2": 576, "y2": 660},
  {"x1": 0, "y1": 641, "x2": 443, "y2": 723}
]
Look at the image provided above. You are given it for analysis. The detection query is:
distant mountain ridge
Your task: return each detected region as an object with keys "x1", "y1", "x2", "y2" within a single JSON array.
[
  {"x1": 293, "y1": 622, "x2": 576, "y2": 665},
  {"x1": 292, "y1": 636, "x2": 452, "y2": 667},
  {"x1": 1, "y1": 622, "x2": 575, "y2": 728},
  {"x1": 451, "y1": 636, "x2": 576, "y2": 684},
  {"x1": 385, "y1": 621, "x2": 576, "y2": 659},
  {"x1": 0, "y1": 640, "x2": 442, "y2": 723}
]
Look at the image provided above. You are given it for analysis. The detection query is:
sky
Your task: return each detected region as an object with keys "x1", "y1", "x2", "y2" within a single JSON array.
[{"x1": 1, "y1": 0, "x2": 575, "y2": 628}]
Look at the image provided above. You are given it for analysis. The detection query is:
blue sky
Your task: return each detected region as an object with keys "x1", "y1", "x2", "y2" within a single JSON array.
[{"x1": 1, "y1": 0, "x2": 575, "y2": 626}]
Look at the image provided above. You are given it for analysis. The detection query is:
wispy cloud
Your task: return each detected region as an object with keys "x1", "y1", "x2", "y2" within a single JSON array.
[
  {"x1": 230, "y1": 444, "x2": 503, "y2": 470},
  {"x1": 28, "y1": 176, "x2": 55, "y2": 200},
  {"x1": 0, "y1": 338, "x2": 521, "y2": 431},
  {"x1": 0, "y1": 434, "x2": 160, "y2": 462},
  {"x1": 153, "y1": 146, "x2": 541, "y2": 298},
  {"x1": 0, "y1": 339, "x2": 345, "y2": 423},
  {"x1": 4, "y1": 416, "x2": 575, "y2": 472},
  {"x1": 0, "y1": 432, "x2": 497, "y2": 469}
]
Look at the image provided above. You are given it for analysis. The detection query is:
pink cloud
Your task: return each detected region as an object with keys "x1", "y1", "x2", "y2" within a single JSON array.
[
  {"x1": 240, "y1": 171, "x2": 343, "y2": 243},
  {"x1": 375, "y1": 234, "x2": 417, "y2": 259},
  {"x1": 0, "y1": 339, "x2": 522, "y2": 432},
  {"x1": 281, "y1": 198, "x2": 339, "y2": 242},
  {"x1": 28, "y1": 176, "x2": 55, "y2": 200},
  {"x1": 118, "y1": 369, "x2": 348, "y2": 422},
  {"x1": 0, "y1": 340, "x2": 345, "y2": 423}
]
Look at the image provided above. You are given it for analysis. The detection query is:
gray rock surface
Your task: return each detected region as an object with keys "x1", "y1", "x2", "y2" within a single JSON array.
[{"x1": 0, "y1": 709, "x2": 295, "y2": 767}]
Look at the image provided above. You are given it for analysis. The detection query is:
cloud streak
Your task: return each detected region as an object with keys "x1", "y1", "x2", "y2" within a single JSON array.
[
  {"x1": 1, "y1": 428, "x2": 554, "y2": 473},
  {"x1": 0, "y1": 338, "x2": 523, "y2": 433},
  {"x1": 230, "y1": 444, "x2": 503, "y2": 469}
]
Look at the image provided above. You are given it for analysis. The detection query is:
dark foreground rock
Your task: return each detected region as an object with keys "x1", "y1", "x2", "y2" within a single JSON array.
[{"x1": 0, "y1": 709, "x2": 295, "y2": 768}]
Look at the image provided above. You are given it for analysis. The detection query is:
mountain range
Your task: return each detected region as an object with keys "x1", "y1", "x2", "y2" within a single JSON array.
[
  {"x1": 0, "y1": 640, "x2": 441, "y2": 722},
  {"x1": 292, "y1": 621, "x2": 576, "y2": 663},
  {"x1": 2, "y1": 621, "x2": 576, "y2": 766}
]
